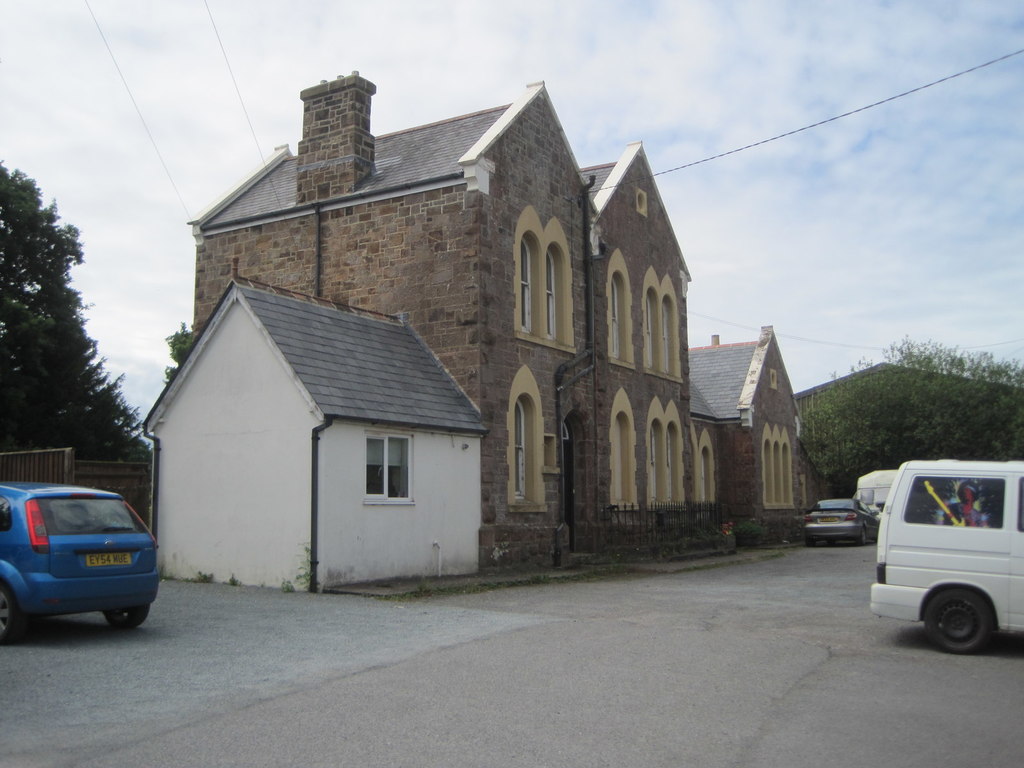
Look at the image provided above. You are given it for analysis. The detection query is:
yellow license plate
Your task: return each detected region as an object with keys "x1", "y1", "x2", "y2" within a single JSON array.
[
  {"x1": 819, "y1": 516, "x2": 840, "y2": 523},
  {"x1": 85, "y1": 552, "x2": 131, "y2": 567}
]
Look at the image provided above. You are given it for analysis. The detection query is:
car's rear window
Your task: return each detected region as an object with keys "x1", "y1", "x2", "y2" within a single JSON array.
[
  {"x1": 816, "y1": 500, "x2": 852, "y2": 510},
  {"x1": 35, "y1": 497, "x2": 145, "y2": 536}
]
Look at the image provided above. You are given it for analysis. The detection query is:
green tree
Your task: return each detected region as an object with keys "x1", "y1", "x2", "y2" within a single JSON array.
[
  {"x1": 0, "y1": 163, "x2": 147, "y2": 460},
  {"x1": 164, "y1": 322, "x2": 193, "y2": 383},
  {"x1": 802, "y1": 339, "x2": 1024, "y2": 495}
]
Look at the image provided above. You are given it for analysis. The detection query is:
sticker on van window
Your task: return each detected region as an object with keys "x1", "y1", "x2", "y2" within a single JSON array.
[{"x1": 904, "y1": 477, "x2": 1004, "y2": 528}]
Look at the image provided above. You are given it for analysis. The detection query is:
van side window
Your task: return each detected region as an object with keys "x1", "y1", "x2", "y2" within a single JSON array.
[
  {"x1": 904, "y1": 476, "x2": 1004, "y2": 528},
  {"x1": 1020, "y1": 477, "x2": 1024, "y2": 532}
]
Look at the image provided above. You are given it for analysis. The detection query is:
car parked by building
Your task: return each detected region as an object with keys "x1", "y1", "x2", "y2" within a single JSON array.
[
  {"x1": 804, "y1": 498, "x2": 880, "y2": 546},
  {"x1": 0, "y1": 482, "x2": 158, "y2": 644}
]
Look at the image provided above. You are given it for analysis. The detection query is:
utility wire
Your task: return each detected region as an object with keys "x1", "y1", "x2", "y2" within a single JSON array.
[
  {"x1": 204, "y1": 0, "x2": 266, "y2": 168},
  {"x1": 689, "y1": 311, "x2": 885, "y2": 351},
  {"x1": 691, "y1": 310, "x2": 1024, "y2": 357},
  {"x1": 84, "y1": 0, "x2": 191, "y2": 220},
  {"x1": 640, "y1": 47, "x2": 1024, "y2": 183}
]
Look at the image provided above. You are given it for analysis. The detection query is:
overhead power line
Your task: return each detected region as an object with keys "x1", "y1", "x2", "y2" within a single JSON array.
[
  {"x1": 204, "y1": 0, "x2": 266, "y2": 167},
  {"x1": 648, "y1": 47, "x2": 1024, "y2": 181},
  {"x1": 84, "y1": 0, "x2": 191, "y2": 220}
]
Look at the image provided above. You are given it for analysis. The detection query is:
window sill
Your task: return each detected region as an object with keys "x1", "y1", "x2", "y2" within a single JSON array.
[
  {"x1": 515, "y1": 331, "x2": 576, "y2": 353},
  {"x1": 642, "y1": 367, "x2": 682, "y2": 383},
  {"x1": 364, "y1": 498, "x2": 416, "y2": 507},
  {"x1": 610, "y1": 357, "x2": 636, "y2": 371},
  {"x1": 509, "y1": 500, "x2": 547, "y2": 514}
]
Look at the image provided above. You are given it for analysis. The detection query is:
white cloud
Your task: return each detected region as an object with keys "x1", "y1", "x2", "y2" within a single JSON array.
[{"x1": 1, "y1": 0, "x2": 1020, "y2": 410}]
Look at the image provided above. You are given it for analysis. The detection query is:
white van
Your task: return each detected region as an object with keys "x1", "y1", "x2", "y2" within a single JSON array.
[{"x1": 870, "y1": 460, "x2": 1024, "y2": 653}]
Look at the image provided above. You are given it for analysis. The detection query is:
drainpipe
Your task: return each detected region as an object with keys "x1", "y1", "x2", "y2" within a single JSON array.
[
  {"x1": 314, "y1": 204, "x2": 323, "y2": 297},
  {"x1": 309, "y1": 417, "x2": 333, "y2": 592},
  {"x1": 553, "y1": 175, "x2": 597, "y2": 567},
  {"x1": 146, "y1": 434, "x2": 161, "y2": 538}
]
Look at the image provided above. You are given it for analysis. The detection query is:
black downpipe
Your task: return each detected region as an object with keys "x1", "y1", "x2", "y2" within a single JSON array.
[
  {"x1": 314, "y1": 204, "x2": 323, "y2": 297},
  {"x1": 147, "y1": 434, "x2": 161, "y2": 538},
  {"x1": 309, "y1": 418, "x2": 332, "y2": 592},
  {"x1": 553, "y1": 175, "x2": 596, "y2": 566}
]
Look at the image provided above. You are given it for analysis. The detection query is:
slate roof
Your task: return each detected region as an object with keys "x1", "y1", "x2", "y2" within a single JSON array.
[
  {"x1": 236, "y1": 283, "x2": 485, "y2": 434},
  {"x1": 582, "y1": 162, "x2": 614, "y2": 196},
  {"x1": 688, "y1": 342, "x2": 758, "y2": 421},
  {"x1": 203, "y1": 107, "x2": 508, "y2": 229}
]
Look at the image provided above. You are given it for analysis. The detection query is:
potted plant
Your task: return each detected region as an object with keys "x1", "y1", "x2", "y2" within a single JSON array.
[{"x1": 732, "y1": 519, "x2": 765, "y2": 547}]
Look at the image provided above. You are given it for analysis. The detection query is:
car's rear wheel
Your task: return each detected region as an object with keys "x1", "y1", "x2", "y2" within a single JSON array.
[
  {"x1": 0, "y1": 582, "x2": 28, "y2": 645},
  {"x1": 855, "y1": 526, "x2": 867, "y2": 546},
  {"x1": 923, "y1": 589, "x2": 993, "y2": 654},
  {"x1": 103, "y1": 605, "x2": 150, "y2": 629},
  {"x1": 804, "y1": 537, "x2": 815, "y2": 547}
]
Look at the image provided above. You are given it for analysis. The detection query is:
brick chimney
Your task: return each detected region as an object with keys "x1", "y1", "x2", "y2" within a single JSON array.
[{"x1": 296, "y1": 71, "x2": 377, "y2": 204}]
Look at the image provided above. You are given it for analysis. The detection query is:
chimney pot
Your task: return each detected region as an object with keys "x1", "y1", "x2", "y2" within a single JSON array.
[{"x1": 712, "y1": 334, "x2": 720, "y2": 346}]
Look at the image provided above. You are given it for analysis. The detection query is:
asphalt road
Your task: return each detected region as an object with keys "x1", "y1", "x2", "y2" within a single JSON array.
[{"x1": 2, "y1": 545, "x2": 1022, "y2": 767}]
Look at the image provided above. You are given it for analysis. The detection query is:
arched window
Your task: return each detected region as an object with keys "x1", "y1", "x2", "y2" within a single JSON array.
[
  {"x1": 644, "y1": 289, "x2": 657, "y2": 369},
  {"x1": 641, "y1": 269, "x2": 680, "y2": 377},
  {"x1": 609, "y1": 389, "x2": 636, "y2": 504},
  {"x1": 545, "y1": 246, "x2": 557, "y2": 340},
  {"x1": 667, "y1": 422, "x2": 682, "y2": 502},
  {"x1": 514, "y1": 400, "x2": 527, "y2": 499},
  {"x1": 648, "y1": 420, "x2": 663, "y2": 502},
  {"x1": 508, "y1": 367, "x2": 544, "y2": 505},
  {"x1": 519, "y1": 239, "x2": 533, "y2": 333},
  {"x1": 701, "y1": 445, "x2": 714, "y2": 501},
  {"x1": 761, "y1": 424, "x2": 793, "y2": 506},
  {"x1": 515, "y1": 209, "x2": 573, "y2": 346},
  {"x1": 606, "y1": 252, "x2": 633, "y2": 365},
  {"x1": 660, "y1": 297, "x2": 671, "y2": 373},
  {"x1": 763, "y1": 436, "x2": 775, "y2": 504},
  {"x1": 610, "y1": 276, "x2": 621, "y2": 359},
  {"x1": 692, "y1": 425, "x2": 716, "y2": 502}
]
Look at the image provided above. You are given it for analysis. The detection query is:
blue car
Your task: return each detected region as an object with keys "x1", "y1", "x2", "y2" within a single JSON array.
[{"x1": 0, "y1": 482, "x2": 158, "y2": 644}]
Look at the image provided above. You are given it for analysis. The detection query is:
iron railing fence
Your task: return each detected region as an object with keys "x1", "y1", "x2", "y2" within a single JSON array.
[{"x1": 599, "y1": 501, "x2": 723, "y2": 549}]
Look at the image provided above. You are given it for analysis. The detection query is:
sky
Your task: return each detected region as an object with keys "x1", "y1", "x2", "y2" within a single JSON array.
[{"x1": 2, "y1": 0, "x2": 1022, "y2": 417}]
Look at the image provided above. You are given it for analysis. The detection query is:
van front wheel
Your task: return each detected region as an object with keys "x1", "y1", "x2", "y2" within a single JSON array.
[{"x1": 924, "y1": 589, "x2": 993, "y2": 654}]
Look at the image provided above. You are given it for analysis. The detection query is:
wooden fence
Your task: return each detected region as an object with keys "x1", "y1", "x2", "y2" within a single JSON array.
[{"x1": 0, "y1": 449, "x2": 152, "y2": 525}]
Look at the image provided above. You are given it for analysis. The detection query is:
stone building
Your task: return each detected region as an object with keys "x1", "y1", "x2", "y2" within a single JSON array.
[
  {"x1": 175, "y1": 72, "x2": 810, "y2": 577},
  {"x1": 690, "y1": 327, "x2": 819, "y2": 542}
]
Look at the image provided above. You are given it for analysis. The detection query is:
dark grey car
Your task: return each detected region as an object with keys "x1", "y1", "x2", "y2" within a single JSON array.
[{"x1": 804, "y1": 498, "x2": 880, "y2": 546}]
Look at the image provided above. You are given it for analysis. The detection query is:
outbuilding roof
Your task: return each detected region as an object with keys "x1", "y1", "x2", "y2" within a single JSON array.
[
  {"x1": 150, "y1": 281, "x2": 485, "y2": 435},
  {"x1": 239, "y1": 283, "x2": 485, "y2": 434}
]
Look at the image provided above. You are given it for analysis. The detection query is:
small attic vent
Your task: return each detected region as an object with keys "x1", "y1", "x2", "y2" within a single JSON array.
[{"x1": 635, "y1": 189, "x2": 648, "y2": 217}]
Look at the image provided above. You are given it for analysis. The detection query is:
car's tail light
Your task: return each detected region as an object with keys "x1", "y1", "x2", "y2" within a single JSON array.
[
  {"x1": 803, "y1": 514, "x2": 812, "y2": 522},
  {"x1": 845, "y1": 512, "x2": 858, "y2": 521},
  {"x1": 124, "y1": 502, "x2": 157, "y2": 545},
  {"x1": 25, "y1": 499, "x2": 50, "y2": 554}
]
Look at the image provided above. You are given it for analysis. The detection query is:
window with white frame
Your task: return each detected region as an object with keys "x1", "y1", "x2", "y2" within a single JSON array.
[
  {"x1": 514, "y1": 400, "x2": 527, "y2": 499},
  {"x1": 520, "y1": 240, "x2": 533, "y2": 332},
  {"x1": 610, "y1": 277, "x2": 621, "y2": 359},
  {"x1": 644, "y1": 291, "x2": 655, "y2": 368},
  {"x1": 366, "y1": 435, "x2": 410, "y2": 500},
  {"x1": 660, "y1": 297, "x2": 671, "y2": 372},
  {"x1": 545, "y1": 247, "x2": 557, "y2": 340}
]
